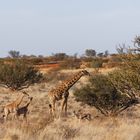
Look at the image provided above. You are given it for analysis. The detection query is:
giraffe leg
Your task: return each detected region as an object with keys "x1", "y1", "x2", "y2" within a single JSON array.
[
  {"x1": 49, "y1": 100, "x2": 55, "y2": 116},
  {"x1": 13, "y1": 108, "x2": 18, "y2": 120},
  {"x1": 61, "y1": 98, "x2": 67, "y2": 117},
  {"x1": 64, "y1": 91, "x2": 69, "y2": 116},
  {"x1": 61, "y1": 98, "x2": 66, "y2": 112},
  {"x1": 23, "y1": 113, "x2": 28, "y2": 122},
  {"x1": 51, "y1": 101, "x2": 56, "y2": 118},
  {"x1": 15, "y1": 113, "x2": 19, "y2": 121},
  {"x1": 49, "y1": 104, "x2": 52, "y2": 115},
  {"x1": 4, "y1": 115, "x2": 8, "y2": 121},
  {"x1": 4, "y1": 109, "x2": 9, "y2": 121},
  {"x1": 64, "y1": 99, "x2": 68, "y2": 115}
]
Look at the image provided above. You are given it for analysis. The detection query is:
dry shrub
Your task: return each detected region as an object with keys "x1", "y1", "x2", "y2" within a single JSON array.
[
  {"x1": 90, "y1": 58, "x2": 103, "y2": 68},
  {"x1": 102, "y1": 62, "x2": 121, "y2": 68},
  {"x1": 60, "y1": 58, "x2": 81, "y2": 69},
  {"x1": 59, "y1": 125, "x2": 78, "y2": 139}
]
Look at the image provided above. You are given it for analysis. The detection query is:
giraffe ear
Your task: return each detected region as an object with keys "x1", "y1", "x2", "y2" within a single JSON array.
[{"x1": 22, "y1": 91, "x2": 29, "y2": 96}]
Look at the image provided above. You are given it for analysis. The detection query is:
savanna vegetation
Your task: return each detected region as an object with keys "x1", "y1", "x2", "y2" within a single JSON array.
[
  {"x1": 74, "y1": 36, "x2": 140, "y2": 116},
  {"x1": 0, "y1": 36, "x2": 140, "y2": 140}
]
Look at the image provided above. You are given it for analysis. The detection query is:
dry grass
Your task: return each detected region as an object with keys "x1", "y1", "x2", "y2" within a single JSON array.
[{"x1": 0, "y1": 69, "x2": 140, "y2": 140}]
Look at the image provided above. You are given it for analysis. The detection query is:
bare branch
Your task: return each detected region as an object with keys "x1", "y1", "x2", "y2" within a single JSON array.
[{"x1": 94, "y1": 105, "x2": 108, "y2": 116}]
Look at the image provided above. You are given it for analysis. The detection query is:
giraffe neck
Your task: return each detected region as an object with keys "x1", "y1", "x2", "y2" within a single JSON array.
[
  {"x1": 15, "y1": 95, "x2": 25, "y2": 107},
  {"x1": 64, "y1": 71, "x2": 84, "y2": 89},
  {"x1": 25, "y1": 102, "x2": 30, "y2": 108},
  {"x1": 25, "y1": 99, "x2": 32, "y2": 108}
]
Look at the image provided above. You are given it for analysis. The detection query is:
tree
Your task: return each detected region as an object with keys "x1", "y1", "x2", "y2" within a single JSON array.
[
  {"x1": 85, "y1": 49, "x2": 96, "y2": 57},
  {"x1": 0, "y1": 60, "x2": 43, "y2": 91},
  {"x1": 74, "y1": 71, "x2": 140, "y2": 116},
  {"x1": 104, "y1": 50, "x2": 109, "y2": 57},
  {"x1": 74, "y1": 37, "x2": 140, "y2": 116},
  {"x1": 52, "y1": 53, "x2": 68, "y2": 61},
  {"x1": 134, "y1": 35, "x2": 140, "y2": 47},
  {"x1": 8, "y1": 50, "x2": 20, "y2": 58}
]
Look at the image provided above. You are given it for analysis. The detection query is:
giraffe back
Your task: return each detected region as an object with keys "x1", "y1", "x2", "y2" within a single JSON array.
[{"x1": 48, "y1": 70, "x2": 90, "y2": 101}]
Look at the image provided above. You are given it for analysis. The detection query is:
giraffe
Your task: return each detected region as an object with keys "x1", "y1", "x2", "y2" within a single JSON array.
[
  {"x1": 3, "y1": 91, "x2": 29, "y2": 121},
  {"x1": 16, "y1": 96, "x2": 33, "y2": 121},
  {"x1": 48, "y1": 70, "x2": 90, "y2": 117}
]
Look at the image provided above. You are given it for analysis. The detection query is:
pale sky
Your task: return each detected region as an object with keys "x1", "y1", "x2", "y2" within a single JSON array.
[{"x1": 0, "y1": 0, "x2": 140, "y2": 57}]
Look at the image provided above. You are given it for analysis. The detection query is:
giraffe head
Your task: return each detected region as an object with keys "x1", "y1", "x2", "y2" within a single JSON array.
[{"x1": 81, "y1": 70, "x2": 90, "y2": 76}]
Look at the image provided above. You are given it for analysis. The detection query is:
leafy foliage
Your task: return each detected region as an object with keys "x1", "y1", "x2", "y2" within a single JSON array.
[
  {"x1": 52, "y1": 53, "x2": 68, "y2": 61},
  {"x1": 74, "y1": 66, "x2": 140, "y2": 116},
  {"x1": 0, "y1": 60, "x2": 43, "y2": 91},
  {"x1": 85, "y1": 49, "x2": 96, "y2": 57},
  {"x1": 74, "y1": 75, "x2": 125, "y2": 116},
  {"x1": 8, "y1": 50, "x2": 21, "y2": 58},
  {"x1": 134, "y1": 35, "x2": 140, "y2": 47}
]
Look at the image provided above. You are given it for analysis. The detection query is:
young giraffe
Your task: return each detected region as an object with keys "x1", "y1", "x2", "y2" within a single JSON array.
[
  {"x1": 16, "y1": 96, "x2": 33, "y2": 121},
  {"x1": 48, "y1": 70, "x2": 90, "y2": 117},
  {"x1": 3, "y1": 91, "x2": 29, "y2": 121}
]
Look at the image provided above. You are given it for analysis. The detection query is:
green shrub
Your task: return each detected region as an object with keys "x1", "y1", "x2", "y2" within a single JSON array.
[
  {"x1": 74, "y1": 72, "x2": 139, "y2": 116},
  {"x1": 75, "y1": 38, "x2": 140, "y2": 116},
  {"x1": 0, "y1": 60, "x2": 43, "y2": 91}
]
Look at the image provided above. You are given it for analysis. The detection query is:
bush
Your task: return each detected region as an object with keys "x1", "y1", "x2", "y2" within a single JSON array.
[
  {"x1": 30, "y1": 58, "x2": 44, "y2": 65},
  {"x1": 0, "y1": 60, "x2": 43, "y2": 91},
  {"x1": 85, "y1": 49, "x2": 96, "y2": 57},
  {"x1": 90, "y1": 58, "x2": 103, "y2": 68},
  {"x1": 75, "y1": 38, "x2": 140, "y2": 116},
  {"x1": 109, "y1": 65, "x2": 140, "y2": 92},
  {"x1": 74, "y1": 72, "x2": 139, "y2": 116},
  {"x1": 74, "y1": 74, "x2": 124, "y2": 116}
]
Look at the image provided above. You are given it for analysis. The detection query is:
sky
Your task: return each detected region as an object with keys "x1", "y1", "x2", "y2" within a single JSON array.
[{"x1": 0, "y1": 0, "x2": 140, "y2": 57}]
